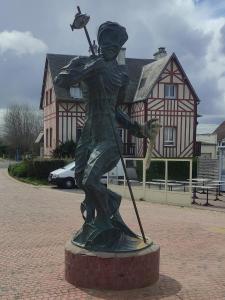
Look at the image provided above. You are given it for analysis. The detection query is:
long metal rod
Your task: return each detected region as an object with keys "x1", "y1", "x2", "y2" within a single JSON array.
[
  {"x1": 75, "y1": 6, "x2": 147, "y2": 243},
  {"x1": 77, "y1": 6, "x2": 95, "y2": 56}
]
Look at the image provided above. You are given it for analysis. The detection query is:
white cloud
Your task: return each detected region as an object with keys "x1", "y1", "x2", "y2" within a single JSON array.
[
  {"x1": 154, "y1": 0, "x2": 225, "y2": 116},
  {"x1": 0, "y1": 30, "x2": 48, "y2": 55}
]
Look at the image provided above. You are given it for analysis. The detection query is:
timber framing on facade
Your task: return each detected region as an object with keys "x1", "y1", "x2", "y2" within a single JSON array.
[{"x1": 40, "y1": 48, "x2": 199, "y2": 159}]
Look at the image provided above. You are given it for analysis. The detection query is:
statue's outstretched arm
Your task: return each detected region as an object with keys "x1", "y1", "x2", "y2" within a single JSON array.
[
  {"x1": 115, "y1": 108, "x2": 145, "y2": 138},
  {"x1": 116, "y1": 107, "x2": 161, "y2": 140}
]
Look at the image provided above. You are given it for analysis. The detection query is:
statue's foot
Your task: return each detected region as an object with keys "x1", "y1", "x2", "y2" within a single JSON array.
[
  {"x1": 111, "y1": 211, "x2": 137, "y2": 238},
  {"x1": 84, "y1": 215, "x2": 120, "y2": 249},
  {"x1": 93, "y1": 214, "x2": 113, "y2": 230},
  {"x1": 72, "y1": 215, "x2": 122, "y2": 251},
  {"x1": 72, "y1": 214, "x2": 148, "y2": 252}
]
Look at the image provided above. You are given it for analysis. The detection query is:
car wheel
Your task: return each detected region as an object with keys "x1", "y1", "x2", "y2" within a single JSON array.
[{"x1": 63, "y1": 178, "x2": 75, "y2": 189}]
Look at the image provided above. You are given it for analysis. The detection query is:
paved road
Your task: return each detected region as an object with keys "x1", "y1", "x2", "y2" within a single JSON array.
[
  {"x1": 1, "y1": 165, "x2": 225, "y2": 299},
  {"x1": 0, "y1": 159, "x2": 15, "y2": 169}
]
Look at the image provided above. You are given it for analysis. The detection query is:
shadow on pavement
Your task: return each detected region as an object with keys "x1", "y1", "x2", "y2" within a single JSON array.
[{"x1": 81, "y1": 274, "x2": 182, "y2": 299}]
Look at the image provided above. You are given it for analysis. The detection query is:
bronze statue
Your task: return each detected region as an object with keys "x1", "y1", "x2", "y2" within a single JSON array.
[{"x1": 55, "y1": 8, "x2": 160, "y2": 252}]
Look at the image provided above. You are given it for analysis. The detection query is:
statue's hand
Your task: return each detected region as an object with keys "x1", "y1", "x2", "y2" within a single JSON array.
[
  {"x1": 54, "y1": 56, "x2": 88, "y2": 87},
  {"x1": 140, "y1": 119, "x2": 161, "y2": 141},
  {"x1": 85, "y1": 56, "x2": 105, "y2": 72},
  {"x1": 54, "y1": 56, "x2": 106, "y2": 88},
  {"x1": 62, "y1": 56, "x2": 87, "y2": 70}
]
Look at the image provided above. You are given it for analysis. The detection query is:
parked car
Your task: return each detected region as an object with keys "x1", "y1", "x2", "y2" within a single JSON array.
[
  {"x1": 48, "y1": 160, "x2": 127, "y2": 189},
  {"x1": 48, "y1": 161, "x2": 76, "y2": 189}
]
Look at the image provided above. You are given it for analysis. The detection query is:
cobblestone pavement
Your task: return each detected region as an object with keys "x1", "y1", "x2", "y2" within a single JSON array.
[{"x1": 1, "y1": 166, "x2": 225, "y2": 299}]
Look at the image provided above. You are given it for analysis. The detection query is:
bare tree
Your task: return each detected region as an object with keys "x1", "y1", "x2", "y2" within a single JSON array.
[{"x1": 3, "y1": 104, "x2": 42, "y2": 156}]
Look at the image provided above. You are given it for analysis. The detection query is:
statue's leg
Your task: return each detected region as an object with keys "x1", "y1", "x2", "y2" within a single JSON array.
[
  {"x1": 75, "y1": 171, "x2": 95, "y2": 223},
  {"x1": 75, "y1": 144, "x2": 96, "y2": 223},
  {"x1": 82, "y1": 143, "x2": 120, "y2": 227}
]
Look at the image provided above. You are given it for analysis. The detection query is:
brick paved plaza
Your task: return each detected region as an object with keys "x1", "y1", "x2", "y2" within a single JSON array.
[{"x1": 0, "y1": 165, "x2": 225, "y2": 299}]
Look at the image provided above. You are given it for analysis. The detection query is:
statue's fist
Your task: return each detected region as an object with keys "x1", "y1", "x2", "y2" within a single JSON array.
[
  {"x1": 140, "y1": 119, "x2": 161, "y2": 141},
  {"x1": 62, "y1": 56, "x2": 87, "y2": 70},
  {"x1": 86, "y1": 57, "x2": 105, "y2": 72}
]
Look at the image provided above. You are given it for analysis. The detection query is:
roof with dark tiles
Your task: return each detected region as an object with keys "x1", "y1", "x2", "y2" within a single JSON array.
[
  {"x1": 214, "y1": 120, "x2": 225, "y2": 141},
  {"x1": 40, "y1": 53, "x2": 154, "y2": 108}
]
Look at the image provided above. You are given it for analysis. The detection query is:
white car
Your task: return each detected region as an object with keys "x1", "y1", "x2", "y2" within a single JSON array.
[
  {"x1": 48, "y1": 160, "x2": 136, "y2": 189},
  {"x1": 48, "y1": 161, "x2": 77, "y2": 188}
]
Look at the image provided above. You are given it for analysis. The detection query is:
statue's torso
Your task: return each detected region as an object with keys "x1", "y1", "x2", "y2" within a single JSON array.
[{"x1": 80, "y1": 59, "x2": 128, "y2": 146}]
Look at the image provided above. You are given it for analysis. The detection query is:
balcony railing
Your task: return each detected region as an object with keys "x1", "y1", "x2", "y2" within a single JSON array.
[{"x1": 123, "y1": 143, "x2": 135, "y2": 156}]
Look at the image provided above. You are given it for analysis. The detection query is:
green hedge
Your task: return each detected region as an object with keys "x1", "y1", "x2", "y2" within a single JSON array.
[
  {"x1": 8, "y1": 159, "x2": 67, "y2": 179},
  {"x1": 136, "y1": 159, "x2": 197, "y2": 181},
  {"x1": 8, "y1": 162, "x2": 29, "y2": 178}
]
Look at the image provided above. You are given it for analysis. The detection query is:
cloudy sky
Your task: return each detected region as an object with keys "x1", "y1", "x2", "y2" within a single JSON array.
[{"x1": 1, "y1": 0, "x2": 225, "y2": 126}]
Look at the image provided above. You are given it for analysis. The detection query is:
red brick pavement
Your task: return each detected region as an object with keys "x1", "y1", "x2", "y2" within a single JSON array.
[{"x1": 0, "y1": 167, "x2": 225, "y2": 299}]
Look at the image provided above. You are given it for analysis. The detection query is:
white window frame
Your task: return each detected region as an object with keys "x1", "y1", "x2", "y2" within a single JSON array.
[
  {"x1": 164, "y1": 84, "x2": 176, "y2": 99},
  {"x1": 70, "y1": 84, "x2": 83, "y2": 99},
  {"x1": 164, "y1": 127, "x2": 176, "y2": 147}
]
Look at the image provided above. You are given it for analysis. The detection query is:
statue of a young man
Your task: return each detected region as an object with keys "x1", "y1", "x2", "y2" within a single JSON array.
[{"x1": 55, "y1": 21, "x2": 159, "y2": 251}]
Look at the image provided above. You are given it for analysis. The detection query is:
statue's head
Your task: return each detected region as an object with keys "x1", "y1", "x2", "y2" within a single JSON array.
[{"x1": 97, "y1": 22, "x2": 128, "y2": 61}]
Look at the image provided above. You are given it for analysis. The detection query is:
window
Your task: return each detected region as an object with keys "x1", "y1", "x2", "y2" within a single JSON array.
[
  {"x1": 45, "y1": 91, "x2": 48, "y2": 106},
  {"x1": 118, "y1": 128, "x2": 124, "y2": 142},
  {"x1": 50, "y1": 128, "x2": 52, "y2": 148},
  {"x1": 46, "y1": 128, "x2": 49, "y2": 148},
  {"x1": 164, "y1": 127, "x2": 176, "y2": 146},
  {"x1": 139, "y1": 78, "x2": 146, "y2": 89},
  {"x1": 76, "y1": 128, "x2": 82, "y2": 142},
  {"x1": 164, "y1": 84, "x2": 176, "y2": 99},
  {"x1": 49, "y1": 88, "x2": 52, "y2": 104},
  {"x1": 70, "y1": 85, "x2": 83, "y2": 99}
]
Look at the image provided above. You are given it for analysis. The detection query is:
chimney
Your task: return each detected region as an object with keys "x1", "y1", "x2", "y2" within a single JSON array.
[
  {"x1": 116, "y1": 48, "x2": 126, "y2": 65},
  {"x1": 153, "y1": 47, "x2": 167, "y2": 60}
]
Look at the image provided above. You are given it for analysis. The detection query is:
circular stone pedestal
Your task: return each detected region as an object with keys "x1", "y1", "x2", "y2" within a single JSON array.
[{"x1": 65, "y1": 240, "x2": 160, "y2": 290}]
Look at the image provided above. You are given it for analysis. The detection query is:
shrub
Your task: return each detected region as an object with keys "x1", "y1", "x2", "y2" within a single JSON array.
[
  {"x1": 8, "y1": 161, "x2": 29, "y2": 178},
  {"x1": 9, "y1": 159, "x2": 66, "y2": 180},
  {"x1": 28, "y1": 159, "x2": 65, "y2": 179}
]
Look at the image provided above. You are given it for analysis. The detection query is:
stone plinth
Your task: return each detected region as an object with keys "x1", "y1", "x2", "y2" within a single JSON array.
[{"x1": 65, "y1": 240, "x2": 160, "y2": 290}]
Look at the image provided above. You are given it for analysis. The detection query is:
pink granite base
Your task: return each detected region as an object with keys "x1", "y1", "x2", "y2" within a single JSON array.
[{"x1": 65, "y1": 240, "x2": 160, "y2": 290}]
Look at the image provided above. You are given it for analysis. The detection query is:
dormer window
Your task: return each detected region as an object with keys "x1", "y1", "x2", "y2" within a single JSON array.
[
  {"x1": 45, "y1": 91, "x2": 48, "y2": 106},
  {"x1": 139, "y1": 78, "x2": 146, "y2": 90},
  {"x1": 165, "y1": 84, "x2": 176, "y2": 99},
  {"x1": 49, "y1": 88, "x2": 52, "y2": 103},
  {"x1": 70, "y1": 84, "x2": 83, "y2": 99}
]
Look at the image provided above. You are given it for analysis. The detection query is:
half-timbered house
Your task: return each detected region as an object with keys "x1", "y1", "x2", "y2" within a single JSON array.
[
  {"x1": 131, "y1": 49, "x2": 199, "y2": 158},
  {"x1": 40, "y1": 47, "x2": 199, "y2": 159}
]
